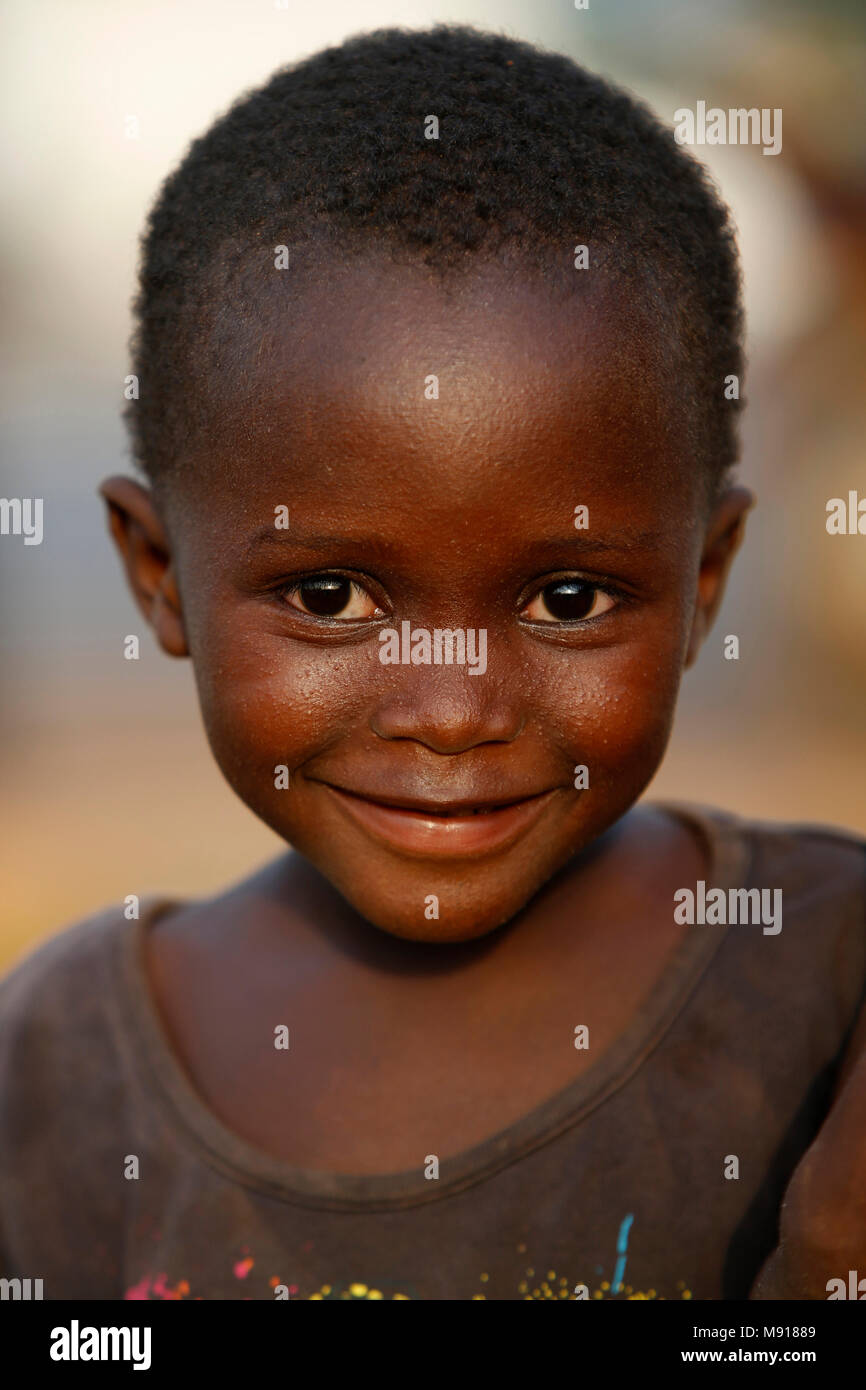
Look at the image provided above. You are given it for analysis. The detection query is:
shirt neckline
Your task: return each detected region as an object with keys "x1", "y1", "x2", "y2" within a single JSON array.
[{"x1": 114, "y1": 800, "x2": 752, "y2": 1212}]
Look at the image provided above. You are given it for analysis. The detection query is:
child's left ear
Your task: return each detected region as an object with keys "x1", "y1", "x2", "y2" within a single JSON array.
[{"x1": 684, "y1": 485, "x2": 754, "y2": 668}]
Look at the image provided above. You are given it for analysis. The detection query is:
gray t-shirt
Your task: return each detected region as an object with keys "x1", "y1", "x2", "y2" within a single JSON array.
[{"x1": 0, "y1": 804, "x2": 863, "y2": 1301}]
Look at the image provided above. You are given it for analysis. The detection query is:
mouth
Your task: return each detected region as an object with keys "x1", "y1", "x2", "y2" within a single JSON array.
[{"x1": 318, "y1": 783, "x2": 560, "y2": 859}]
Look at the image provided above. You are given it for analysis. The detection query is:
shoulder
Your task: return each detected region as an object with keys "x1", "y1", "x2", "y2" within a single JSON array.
[
  {"x1": 0, "y1": 906, "x2": 120, "y2": 1044},
  {"x1": 739, "y1": 809, "x2": 865, "y2": 872},
  {"x1": 730, "y1": 808, "x2": 865, "y2": 976},
  {"x1": 0, "y1": 899, "x2": 176, "y2": 1098},
  {"x1": 0, "y1": 899, "x2": 180, "y2": 1204},
  {"x1": 658, "y1": 799, "x2": 866, "y2": 994},
  {"x1": 0, "y1": 904, "x2": 130, "y2": 1044},
  {"x1": 0, "y1": 900, "x2": 176, "y2": 1290},
  {"x1": 659, "y1": 800, "x2": 865, "y2": 895}
]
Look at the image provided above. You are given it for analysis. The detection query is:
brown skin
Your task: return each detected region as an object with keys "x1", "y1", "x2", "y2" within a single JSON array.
[
  {"x1": 101, "y1": 252, "x2": 866, "y2": 1286},
  {"x1": 104, "y1": 255, "x2": 748, "y2": 945}
]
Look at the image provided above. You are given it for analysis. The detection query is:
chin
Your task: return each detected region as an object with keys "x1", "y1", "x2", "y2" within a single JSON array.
[
  {"x1": 333, "y1": 873, "x2": 540, "y2": 945},
  {"x1": 368, "y1": 914, "x2": 508, "y2": 945}
]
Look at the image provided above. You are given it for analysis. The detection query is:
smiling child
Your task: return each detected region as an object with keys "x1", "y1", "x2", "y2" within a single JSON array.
[{"x1": 1, "y1": 25, "x2": 864, "y2": 1302}]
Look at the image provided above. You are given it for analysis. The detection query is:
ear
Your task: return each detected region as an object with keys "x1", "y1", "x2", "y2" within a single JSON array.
[
  {"x1": 684, "y1": 485, "x2": 754, "y2": 669},
  {"x1": 98, "y1": 475, "x2": 188, "y2": 658}
]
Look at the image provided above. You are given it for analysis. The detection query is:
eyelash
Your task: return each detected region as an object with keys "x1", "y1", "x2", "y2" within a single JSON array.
[
  {"x1": 275, "y1": 572, "x2": 627, "y2": 625},
  {"x1": 277, "y1": 576, "x2": 378, "y2": 618},
  {"x1": 522, "y1": 578, "x2": 625, "y2": 625}
]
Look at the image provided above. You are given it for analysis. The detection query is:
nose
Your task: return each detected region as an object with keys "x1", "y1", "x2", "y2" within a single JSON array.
[{"x1": 370, "y1": 666, "x2": 524, "y2": 754}]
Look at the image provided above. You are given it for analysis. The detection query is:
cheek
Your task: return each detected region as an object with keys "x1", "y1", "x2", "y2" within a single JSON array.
[
  {"x1": 539, "y1": 635, "x2": 686, "y2": 787},
  {"x1": 188, "y1": 614, "x2": 369, "y2": 784}
]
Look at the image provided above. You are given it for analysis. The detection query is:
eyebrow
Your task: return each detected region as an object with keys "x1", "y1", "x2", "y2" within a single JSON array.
[
  {"x1": 242, "y1": 529, "x2": 395, "y2": 560},
  {"x1": 528, "y1": 530, "x2": 664, "y2": 556},
  {"x1": 242, "y1": 526, "x2": 664, "y2": 561}
]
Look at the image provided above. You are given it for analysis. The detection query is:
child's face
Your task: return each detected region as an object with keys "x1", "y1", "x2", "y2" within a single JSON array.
[{"x1": 104, "y1": 254, "x2": 750, "y2": 942}]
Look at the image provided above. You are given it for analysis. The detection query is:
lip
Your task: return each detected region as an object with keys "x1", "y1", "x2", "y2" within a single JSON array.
[{"x1": 319, "y1": 782, "x2": 560, "y2": 859}]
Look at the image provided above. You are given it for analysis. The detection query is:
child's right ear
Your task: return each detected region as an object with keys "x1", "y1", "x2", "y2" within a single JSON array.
[{"x1": 99, "y1": 476, "x2": 188, "y2": 658}]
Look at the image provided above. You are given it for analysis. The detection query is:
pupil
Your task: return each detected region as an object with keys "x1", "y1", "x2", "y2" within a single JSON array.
[
  {"x1": 299, "y1": 576, "x2": 352, "y2": 615},
  {"x1": 543, "y1": 581, "x2": 595, "y2": 621}
]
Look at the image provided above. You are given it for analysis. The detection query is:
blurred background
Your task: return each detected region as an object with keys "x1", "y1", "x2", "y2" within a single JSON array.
[{"x1": 2, "y1": 0, "x2": 864, "y2": 971}]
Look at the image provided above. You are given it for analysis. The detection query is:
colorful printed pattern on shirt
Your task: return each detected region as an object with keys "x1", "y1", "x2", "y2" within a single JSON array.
[{"x1": 124, "y1": 1218, "x2": 694, "y2": 1301}]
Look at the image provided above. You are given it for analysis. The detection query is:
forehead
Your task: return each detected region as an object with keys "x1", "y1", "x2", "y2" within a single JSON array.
[{"x1": 180, "y1": 251, "x2": 702, "y2": 529}]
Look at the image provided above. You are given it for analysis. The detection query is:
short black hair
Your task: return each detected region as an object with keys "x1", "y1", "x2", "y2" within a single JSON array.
[{"x1": 126, "y1": 23, "x2": 744, "y2": 493}]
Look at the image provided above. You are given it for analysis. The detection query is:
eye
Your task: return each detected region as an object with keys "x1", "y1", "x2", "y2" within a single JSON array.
[
  {"x1": 283, "y1": 575, "x2": 383, "y2": 620},
  {"x1": 522, "y1": 579, "x2": 616, "y2": 624}
]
